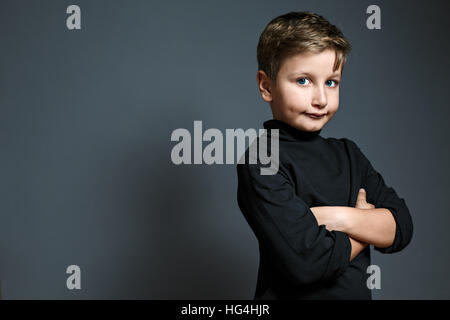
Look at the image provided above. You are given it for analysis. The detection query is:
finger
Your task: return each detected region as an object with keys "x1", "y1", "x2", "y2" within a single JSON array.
[{"x1": 356, "y1": 188, "x2": 366, "y2": 203}]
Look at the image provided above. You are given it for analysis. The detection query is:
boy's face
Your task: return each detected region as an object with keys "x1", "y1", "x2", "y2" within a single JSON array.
[{"x1": 258, "y1": 49, "x2": 342, "y2": 132}]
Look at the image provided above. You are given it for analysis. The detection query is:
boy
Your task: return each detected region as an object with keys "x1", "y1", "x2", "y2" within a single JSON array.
[{"x1": 236, "y1": 11, "x2": 413, "y2": 299}]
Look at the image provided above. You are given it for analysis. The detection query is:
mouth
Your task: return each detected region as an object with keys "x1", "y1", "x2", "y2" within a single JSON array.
[{"x1": 305, "y1": 113, "x2": 326, "y2": 119}]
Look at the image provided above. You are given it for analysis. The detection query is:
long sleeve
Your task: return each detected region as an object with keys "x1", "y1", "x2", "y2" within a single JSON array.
[
  {"x1": 346, "y1": 139, "x2": 414, "y2": 254},
  {"x1": 236, "y1": 162, "x2": 352, "y2": 286}
]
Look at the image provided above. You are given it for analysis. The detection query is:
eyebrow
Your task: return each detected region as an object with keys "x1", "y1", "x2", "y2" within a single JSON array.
[{"x1": 289, "y1": 71, "x2": 341, "y2": 79}]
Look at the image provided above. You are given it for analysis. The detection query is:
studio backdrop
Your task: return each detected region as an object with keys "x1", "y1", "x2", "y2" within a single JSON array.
[{"x1": 0, "y1": 0, "x2": 449, "y2": 299}]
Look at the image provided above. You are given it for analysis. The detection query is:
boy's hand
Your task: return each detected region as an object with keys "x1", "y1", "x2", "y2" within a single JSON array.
[
  {"x1": 349, "y1": 188, "x2": 372, "y2": 250},
  {"x1": 355, "y1": 188, "x2": 375, "y2": 210},
  {"x1": 310, "y1": 188, "x2": 375, "y2": 231}
]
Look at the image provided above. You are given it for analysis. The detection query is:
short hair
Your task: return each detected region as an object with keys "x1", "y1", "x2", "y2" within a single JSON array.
[{"x1": 257, "y1": 11, "x2": 352, "y2": 83}]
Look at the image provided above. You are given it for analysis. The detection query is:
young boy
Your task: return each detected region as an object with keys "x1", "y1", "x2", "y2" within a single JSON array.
[{"x1": 236, "y1": 11, "x2": 413, "y2": 300}]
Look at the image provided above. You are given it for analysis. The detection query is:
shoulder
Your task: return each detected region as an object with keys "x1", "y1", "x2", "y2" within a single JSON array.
[
  {"x1": 322, "y1": 137, "x2": 371, "y2": 164},
  {"x1": 326, "y1": 137, "x2": 363, "y2": 152},
  {"x1": 319, "y1": 136, "x2": 359, "y2": 152}
]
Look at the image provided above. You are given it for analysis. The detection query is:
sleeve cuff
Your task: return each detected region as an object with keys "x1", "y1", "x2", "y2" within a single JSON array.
[
  {"x1": 322, "y1": 231, "x2": 351, "y2": 282},
  {"x1": 373, "y1": 207, "x2": 404, "y2": 254}
]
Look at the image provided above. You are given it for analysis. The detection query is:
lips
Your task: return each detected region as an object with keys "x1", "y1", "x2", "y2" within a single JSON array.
[{"x1": 306, "y1": 113, "x2": 326, "y2": 118}]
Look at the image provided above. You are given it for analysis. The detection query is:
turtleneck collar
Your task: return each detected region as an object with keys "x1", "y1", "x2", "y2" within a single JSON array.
[{"x1": 263, "y1": 119, "x2": 322, "y2": 142}]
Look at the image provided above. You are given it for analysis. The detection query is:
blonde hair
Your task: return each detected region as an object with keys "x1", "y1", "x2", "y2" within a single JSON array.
[{"x1": 257, "y1": 11, "x2": 352, "y2": 83}]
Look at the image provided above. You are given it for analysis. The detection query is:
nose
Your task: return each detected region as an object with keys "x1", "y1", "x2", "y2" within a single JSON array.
[{"x1": 311, "y1": 85, "x2": 327, "y2": 108}]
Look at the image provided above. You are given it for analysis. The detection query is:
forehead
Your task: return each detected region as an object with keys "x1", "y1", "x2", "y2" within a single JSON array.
[{"x1": 280, "y1": 49, "x2": 342, "y2": 77}]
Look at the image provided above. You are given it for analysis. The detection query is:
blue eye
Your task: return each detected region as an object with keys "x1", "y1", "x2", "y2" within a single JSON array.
[
  {"x1": 297, "y1": 77, "x2": 310, "y2": 85},
  {"x1": 326, "y1": 80, "x2": 338, "y2": 87}
]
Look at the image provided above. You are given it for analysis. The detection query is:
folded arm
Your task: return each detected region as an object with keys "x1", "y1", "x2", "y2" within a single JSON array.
[
  {"x1": 346, "y1": 207, "x2": 396, "y2": 248},
  {"x1": 349, "y1": 236, "x2": 368, "y2": 261},
  {"x1": 355, "y1": 143, "x2": 413, "y2": 253},
  {"x1": 311, "y1": 206, "x2": 396, "y2": 248},
  {"x1": 237, "y1": 161, "x2": 353, "y2": 287},
  {"x1": 312, "y1": 138, "x2": 414, "y2": 254}
]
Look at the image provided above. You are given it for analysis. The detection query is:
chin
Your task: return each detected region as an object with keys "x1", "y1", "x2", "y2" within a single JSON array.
[
  {"x1": 291, "y1": 118, "x2": 325, "y2": 132},
  {"x1": 304, "y1": 125, "x2": 323, "y2": 132}
]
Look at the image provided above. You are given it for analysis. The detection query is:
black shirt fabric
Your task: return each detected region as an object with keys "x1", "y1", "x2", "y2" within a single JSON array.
[{"x1": 236, "y1": 119, "x2": 413, "y2": 300}]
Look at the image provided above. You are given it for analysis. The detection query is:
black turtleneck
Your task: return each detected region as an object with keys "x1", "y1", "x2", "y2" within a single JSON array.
[
  {"x1": 263, "y1": 119, "x2": 322, "y2": 141},
  {"x1": 236, "y1": 119, "x2": 413, "y2": 300}
]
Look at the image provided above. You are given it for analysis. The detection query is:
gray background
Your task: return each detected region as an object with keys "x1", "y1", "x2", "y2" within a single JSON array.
[{"x1": 0, "y1": 0, "x2": 448, "y2": 299}]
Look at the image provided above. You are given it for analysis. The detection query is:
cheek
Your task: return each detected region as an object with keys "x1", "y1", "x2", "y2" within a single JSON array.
[
  {"x1": 328, "y1": 90, "x2": 340, "y2": 111},
  {"x1": 283, "y1": 87, "x2": 309, "y2": 108},
  {"x1": 328, "y1": 106, "x2": 339, "y2": 116}
]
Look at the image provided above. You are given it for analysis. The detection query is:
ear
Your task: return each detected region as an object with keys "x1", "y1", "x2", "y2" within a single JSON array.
[{"x1": 256, "y1": 70, "x2": 273, "y2": 102}]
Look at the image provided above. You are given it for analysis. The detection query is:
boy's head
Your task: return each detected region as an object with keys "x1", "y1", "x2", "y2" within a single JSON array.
[{"x1": 256, "y1": 11, "x2": 351, "y2": 132}]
